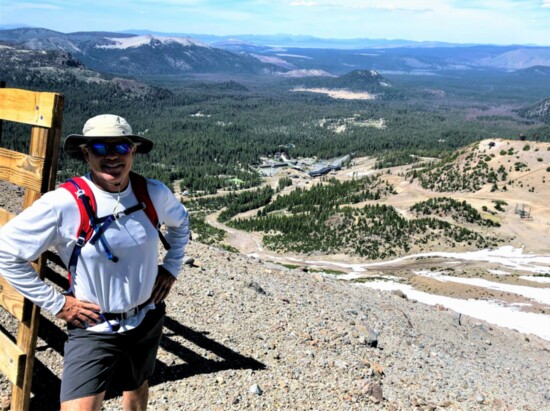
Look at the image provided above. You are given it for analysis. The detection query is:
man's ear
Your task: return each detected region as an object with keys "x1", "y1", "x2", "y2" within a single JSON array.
[{"x1": 82, "y1": 147, "x2": 89, "y2": 160}]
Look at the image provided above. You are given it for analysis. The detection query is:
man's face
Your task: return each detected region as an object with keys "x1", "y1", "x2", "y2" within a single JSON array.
[{"x1": 82, "y1": 139, "x2": 136, "y2": 192}]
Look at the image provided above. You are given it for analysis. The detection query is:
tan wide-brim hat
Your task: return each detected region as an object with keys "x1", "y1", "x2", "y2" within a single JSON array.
[{"x1": 64, "y1": 114, "x2": 154, "y2": 159}]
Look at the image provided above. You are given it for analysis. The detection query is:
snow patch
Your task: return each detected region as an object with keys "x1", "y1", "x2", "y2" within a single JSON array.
[
  {"x1": 291, "y1": 87, "x2": 377, "y2": 100},
  {"x1": 97, "y1": 35, "x2": 208, "y2": 49},
  {"x1": 190, "y1": 111, "x2": 210, "y2": 118},
  {"x1": 251, "y1": 54, "x2": 295, "y2": 69},
  {"x1": 414, "y1": 270, "x2": 550, "y2": 305},
  {"x1": 520, "y1": 276, "x2": 550, "y2": 284},
  {"x1": 276, "y1": 53, "x2": 313, "y2": 59},
  {"x1": 361, "y1": 280, "x2": 550, "y2": 341},
  {"x1": 277, "y1": 69, "x2": 335, "y2": 78}
]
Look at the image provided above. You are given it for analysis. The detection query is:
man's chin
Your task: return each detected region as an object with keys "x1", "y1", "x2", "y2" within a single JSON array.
[{"x1": 98, "y1": 173, "x2": 125, "y2": 186}]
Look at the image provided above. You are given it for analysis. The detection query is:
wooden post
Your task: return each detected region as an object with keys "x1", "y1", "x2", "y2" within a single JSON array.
[{"x1": 0, "y1": 87, "x2": 64, "y2": 411}]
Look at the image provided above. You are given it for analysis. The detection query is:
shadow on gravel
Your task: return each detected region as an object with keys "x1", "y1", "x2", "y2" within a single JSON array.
[
  {"x1": 151, "y1": 316, "x2": 266, "y2": 386},
  {"x1": 28, "y1": 314, "x2": 265, "y2": 410}
]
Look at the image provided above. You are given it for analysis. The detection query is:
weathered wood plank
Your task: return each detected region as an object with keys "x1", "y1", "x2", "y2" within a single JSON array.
[
  {"x1": 0, "y1": 207, "x2": 16, "y2": 227},
  {"x1": 0, "y1": 147, "x2": 45, "y2": 192},
  {"x1": 0, "y1": 276, "x2": 26, "y2": 322},
  {"x1": 0, "y1": 88, "x2": 63, "y2": 411},
  {"x1": 0, "y1": 331, "x2": 26, "y2": 387},
  {"x1": 11, "y1": 119, "x2": 63, "y2": 410},
  {"x1": 0, "y1": 89, "x2": 61, "y2": 128},
  {"x1": 12, "y1": 303, "x2": 40, "y2": 409}
]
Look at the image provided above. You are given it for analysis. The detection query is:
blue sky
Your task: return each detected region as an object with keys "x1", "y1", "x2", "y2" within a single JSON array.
[{"x1": 1, "y1": 0, "x2": 549, "y2": 45}]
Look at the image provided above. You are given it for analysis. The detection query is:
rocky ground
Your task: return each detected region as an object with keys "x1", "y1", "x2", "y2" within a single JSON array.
[{"x1": 2, "y1": 241, "x2": 549, "y2": 410}]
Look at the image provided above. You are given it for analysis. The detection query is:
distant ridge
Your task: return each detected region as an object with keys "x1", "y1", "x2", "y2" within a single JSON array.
[
  {"x1": 122, "y1": 30, "x2": 470, "y2": 49},
  {"x1": 1, "y1": 28, "x2": 549, "y2": 77},
  {"x1": 0, "y1": 28, "x2": 280, "y2": 75}
]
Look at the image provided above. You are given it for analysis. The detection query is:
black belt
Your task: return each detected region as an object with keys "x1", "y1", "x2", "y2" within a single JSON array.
[{"x1": 101, "y1": 301, "x2": 150, "y2": 321}]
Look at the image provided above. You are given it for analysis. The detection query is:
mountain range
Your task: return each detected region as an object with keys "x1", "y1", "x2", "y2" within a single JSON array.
[
  {"x1": 0, "y1": 28, "x2": 276, "y2": 75},
  {"x1": 1, "y1": 28, "x2": 550, "y2": 78}
]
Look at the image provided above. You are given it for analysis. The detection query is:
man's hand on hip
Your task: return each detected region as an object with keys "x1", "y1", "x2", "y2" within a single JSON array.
[
  {"x1": 151, "y1": 265, "x2": 176, "y2": 304},
  {"x1": 56, "y1": 295, "x2": 102, "y2": 328}
]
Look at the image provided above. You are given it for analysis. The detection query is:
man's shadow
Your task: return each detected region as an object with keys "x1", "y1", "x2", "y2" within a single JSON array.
[{"x1": 29, "y1": 314, "x2": 265, "y2": 410}]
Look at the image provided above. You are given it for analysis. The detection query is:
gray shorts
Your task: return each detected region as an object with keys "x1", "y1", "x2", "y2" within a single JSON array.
[{"x1": 60, "y1": 303, "x2": 165, "y2": 402}]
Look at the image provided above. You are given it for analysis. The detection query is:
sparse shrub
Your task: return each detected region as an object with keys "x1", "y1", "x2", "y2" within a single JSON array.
[
  {"x1": 523, "y1": 144, "x2": 531, "y2": 151},
  {"x1": 493, "y1": 200, "x2": 507, "y2": 212},
  {"x1": 514, "y1": 162, "x2": 528, "y2": 172}
]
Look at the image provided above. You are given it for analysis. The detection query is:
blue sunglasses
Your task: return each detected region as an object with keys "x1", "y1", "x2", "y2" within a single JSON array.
[{"x1": 87, "y1": 142, "x2": 134, "y2": 156}]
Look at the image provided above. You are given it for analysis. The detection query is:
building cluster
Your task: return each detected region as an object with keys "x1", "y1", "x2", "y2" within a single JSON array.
[{"x1": 257, "y1": 153, "x2": 351, "y2": 178}]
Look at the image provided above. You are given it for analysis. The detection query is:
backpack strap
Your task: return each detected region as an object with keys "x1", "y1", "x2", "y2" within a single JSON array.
[
  {"x1": 61, "y1": 177, "x2": 95, "y2": 244},
  {"x1": 61, "y1": 177, "x2": 120, "y2": 288},
  {"x1": 129, "y1": 172, "x2": 171, "y2": 250},
  {"x1": 60, "y1": 177, "x2": 96, "y2": 289}
]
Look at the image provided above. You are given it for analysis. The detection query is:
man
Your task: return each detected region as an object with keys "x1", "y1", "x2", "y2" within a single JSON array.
[{"x1": 0, "y1": 114, "x2": 189, "y2": 410}]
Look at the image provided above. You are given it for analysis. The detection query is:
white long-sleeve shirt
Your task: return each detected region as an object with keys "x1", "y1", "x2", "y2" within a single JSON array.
[{"x1": 0, "y1": 174, "x2": 189, "y2": 331}]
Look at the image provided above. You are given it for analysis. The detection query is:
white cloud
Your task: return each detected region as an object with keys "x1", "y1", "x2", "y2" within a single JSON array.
[
  {"x1": 132, "y1": 0, "x2": 202, "y2": 4},
  {"x1": 543, "y1": 0, "x2": 550, "y2": 7},
  {"x1": 289, "y1": 1, "x2": 318, "y2": 6},
  {"x1": 288, "y1": 0, "x2": 437, "y2": 11},
  {"x1": 11, "y1": 2, "x2": 63, "y2": 10}
]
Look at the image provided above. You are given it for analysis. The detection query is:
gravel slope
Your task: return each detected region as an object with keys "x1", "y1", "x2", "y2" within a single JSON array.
[{"x1": 1, "y1": 241, "x2": 550, "y2": 410}]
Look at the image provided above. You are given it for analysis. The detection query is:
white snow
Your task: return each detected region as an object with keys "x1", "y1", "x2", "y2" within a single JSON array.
[
  {"x1": 277, "y1": 69, "x2": 335, "y2": 78},
  {"x1": 97, "y1": 35, "x2": 208, "y2": 49},
  {"x1": 290, "y1": 87, "x2": 377, "y2": 100},
  {"x1": 276, "y1": 53, "x2": 313, "y2": 59},
  {"x1": 361, "y1": 281, "x2": 550, "y2": 341},
  {"x1": 414, "y1": 270, "x2": 550, "y2": 305},
  {"x1": 520, "y1": 276, "x2": 550, "y2": 284},
  {"x1": 251, "y1": 54, "x2": 295, "y2": 69},
  {"x1": 190, "y1": 111, "x2": 210, "y2": 118}
]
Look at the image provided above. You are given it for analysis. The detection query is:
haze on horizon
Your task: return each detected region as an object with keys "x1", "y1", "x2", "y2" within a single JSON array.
[{"x1": 1, "y1": 0, "x2": 550, "y2": 46}]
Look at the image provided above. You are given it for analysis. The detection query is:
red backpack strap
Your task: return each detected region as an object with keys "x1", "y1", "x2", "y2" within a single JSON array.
[
  {"x1": 60, "y1": 177, "x2": 96, "y2": 243},
  {"x1": 129, "y1": 172, "x2": 171, "y2": 250},
  {"x1": 60, "y1": 177, "x2": 98, "y2": 288},
  {"x1": 130, "y1": 172, "x2": 159, "y2": 227}
]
